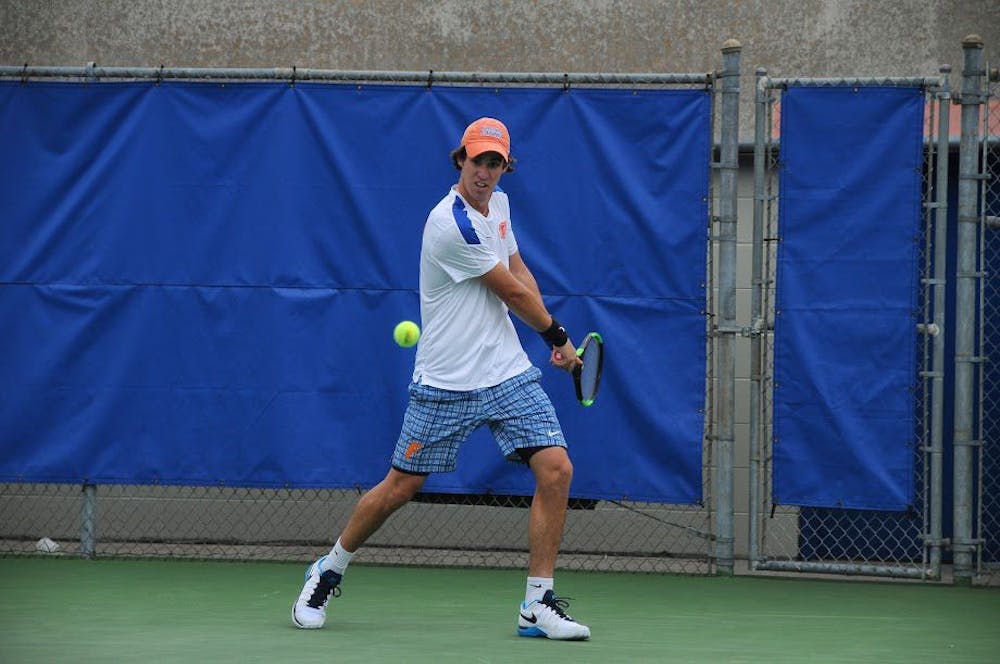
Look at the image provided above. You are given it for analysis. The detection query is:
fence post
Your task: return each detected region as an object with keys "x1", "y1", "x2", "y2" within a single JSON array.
[
  {"x1": 953, "y1": 34, "x2": 985, "y2": 586},
  {"x1": 81, "y1": 483, "x2": 97, "y2": 559},
  {"x1": 927, "y1": 64, "x2": 951, "y2": 577},
  {"x1": 714, "y1": 39, "x2": 741, "y2": 576},
  {"x1": 748, "y1": 66, "x2": 768, "y2": 567}
]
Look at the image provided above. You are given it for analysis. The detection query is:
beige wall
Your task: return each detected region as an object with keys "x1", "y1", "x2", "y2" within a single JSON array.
[
  {"x1": 2, "y1": 2, "x2": 997, "y2": 86},
  {"x1": 3, "y1": 1, "x2": 996, "y2": 71},
  {"x1": 2, "y1": 0, "x2": 996, "y2": 558},
  {"x1": 2, "y1": 0, "x2": 996, "y2": 140}
]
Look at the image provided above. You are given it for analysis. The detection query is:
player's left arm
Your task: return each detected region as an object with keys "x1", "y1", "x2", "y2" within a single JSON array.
[
  {"x1": 507, "y1": 251, "x2": 544, "y2": 303},
  {"x1": 485, "y1": 252, "x2": 578, "y2": 372}
]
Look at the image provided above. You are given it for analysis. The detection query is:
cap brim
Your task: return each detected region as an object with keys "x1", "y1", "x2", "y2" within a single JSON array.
[{"x1": 464, "y1": 139, "x2": 509, "y2": 161}]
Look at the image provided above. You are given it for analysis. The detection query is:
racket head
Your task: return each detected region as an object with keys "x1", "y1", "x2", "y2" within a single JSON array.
[{"x1": 573, "y1": 332, "x2": 603, "y2": 406}]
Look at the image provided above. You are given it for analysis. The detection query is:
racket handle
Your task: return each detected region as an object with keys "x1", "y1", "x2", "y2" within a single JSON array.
[{"x1": 555, "y1": 351, "x2": 583, "y2": 378}]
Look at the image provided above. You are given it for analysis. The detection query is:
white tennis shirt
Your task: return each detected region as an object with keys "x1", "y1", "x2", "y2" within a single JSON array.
[{"x1": 412, "y1": 187, "x2": 532, "y2": 390}]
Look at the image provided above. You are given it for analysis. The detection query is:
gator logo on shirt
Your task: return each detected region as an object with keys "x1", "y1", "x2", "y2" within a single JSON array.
[
  {"x1": 404, "y1": 440, "x2": 423, "y2": 459},
  {"x1": 499, "y1": 220, "x2": 508, "y2": 240}
]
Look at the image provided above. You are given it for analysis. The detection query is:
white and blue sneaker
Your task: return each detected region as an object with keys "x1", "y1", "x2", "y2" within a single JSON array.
[
  {"x1": 291, "y1": 556, "x2": 342, "y2": 629},
  {"x1": 517, "y1": 590, "x2": 590, "y2": 640}
]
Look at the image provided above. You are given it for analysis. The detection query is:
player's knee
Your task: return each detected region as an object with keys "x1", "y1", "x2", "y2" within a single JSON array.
[
  {"x1": 394, "y1": 482, "x2": 424, "y2": 507},
  {"x1": 385, "y1": 469, "x2": 426, "y2": 507},
  {"x1": 534, "y1": 452, "x2": 573, "y2": 489}
]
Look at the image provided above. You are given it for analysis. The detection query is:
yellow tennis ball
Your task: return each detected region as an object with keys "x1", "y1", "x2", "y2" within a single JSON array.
[{"x1": 393, "y1": 320, "x2": 420, "y2": 347}]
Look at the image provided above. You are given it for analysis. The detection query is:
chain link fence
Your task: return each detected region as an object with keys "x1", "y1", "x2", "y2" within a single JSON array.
[
  {"x1": 6, "y1": 57, "x2": 989, "y2": 584},
  {"x1": 976, "y1": 68, "x2": 1000, "y2": 587},
  {"x1": 0, "y1": 483, "x2": 717, "y2": 572},
  {"x1": 0, "y1": 65, "x2": 726, "y2": 574},
  {"x1": 749, "y1": 77, "x2": 945, "y2": 581}
]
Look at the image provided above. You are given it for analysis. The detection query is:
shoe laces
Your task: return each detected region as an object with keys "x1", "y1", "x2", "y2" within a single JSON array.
[
  {"x1": 307, "y1": 570, "x2": 342, "y2": 609},
  {"x1": 540, "y1": 591, "x2": 575, "y2": 620}
]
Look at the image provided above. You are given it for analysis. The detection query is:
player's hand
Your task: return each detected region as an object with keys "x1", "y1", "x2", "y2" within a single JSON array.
[{"x1": 551, "y1": 340, "x2": 582, "y2": 373}]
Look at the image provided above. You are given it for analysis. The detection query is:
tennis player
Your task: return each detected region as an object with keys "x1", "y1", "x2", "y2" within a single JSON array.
[{"x1": 292, "y1": 117, "x2": 590, "y2": 641}]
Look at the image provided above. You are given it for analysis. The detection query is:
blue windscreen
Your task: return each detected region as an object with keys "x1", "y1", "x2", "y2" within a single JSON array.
[
  {"x1": 772, "y1": 86, "x2": 924, "y2": 511},
  {"x1": 0, "y1": 81, "x2": 710, "y2": 503}
]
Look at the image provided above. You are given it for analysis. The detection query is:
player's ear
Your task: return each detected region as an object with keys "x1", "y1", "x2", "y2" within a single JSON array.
[{"x1": 450, "y1": 146, "x2": 466, "y2": 171}]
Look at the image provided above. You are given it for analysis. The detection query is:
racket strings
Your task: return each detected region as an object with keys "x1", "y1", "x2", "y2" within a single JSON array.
[{"x1": 577, "y1": 343, "x2": 601, "y2": 400}]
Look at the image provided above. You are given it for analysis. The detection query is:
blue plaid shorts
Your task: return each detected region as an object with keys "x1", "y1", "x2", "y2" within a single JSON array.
[{"x1": 391, "y1": 367, "x2": 566, "y2": 474}]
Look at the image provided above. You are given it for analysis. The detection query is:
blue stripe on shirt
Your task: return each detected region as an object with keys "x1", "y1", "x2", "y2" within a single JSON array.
[{"x1": 452, "y1": 197, "x2": 481, "y2": 245}]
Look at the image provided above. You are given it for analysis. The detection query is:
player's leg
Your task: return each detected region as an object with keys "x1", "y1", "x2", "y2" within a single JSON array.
[
  {"x1": 292, "y1": 468, "x2": 430, "y2": 629},
  {"x1": 339, "y1": 467, "x2": 428, "y2": 551},
  {"x1": 525, "y1": 446, "x2": 572, "y2": 579},
  {"x1": 291, "y1": 467, "x2": 428, "y2": 629},
  {"x1": 517, "y1": 446, "x2": 588, "y2": 640},
  {"x1": 293, "y1": 381, "x2": 479, "y2": 629},
  {"x1": 486, "y1": 368, "x2": 590, "y2": 640}
]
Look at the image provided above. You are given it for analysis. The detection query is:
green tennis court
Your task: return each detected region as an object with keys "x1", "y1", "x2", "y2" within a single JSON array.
[{"x1": 1, "y1": 558, "x2": 997, "y2": 663}]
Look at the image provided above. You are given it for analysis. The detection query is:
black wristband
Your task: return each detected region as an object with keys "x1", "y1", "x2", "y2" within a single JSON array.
[{"x1": 540, "y1": 318, "x2": 569, "y2": 348}]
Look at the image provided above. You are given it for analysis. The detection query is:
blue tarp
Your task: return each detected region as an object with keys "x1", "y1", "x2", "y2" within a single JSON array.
[
  {"x1": 0, "y1": 81, "x2": 710, "y2": 503},
  {"x1": 982, "y1": 168, "x2": 1000, "y2": 562},
  {"x1": 772, "y1": 86, "x2": 924, "y2": 511}
]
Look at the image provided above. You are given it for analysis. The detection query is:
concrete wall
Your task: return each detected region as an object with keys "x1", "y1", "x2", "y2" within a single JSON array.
[
  {"x1": 2, "y1": 0, "x2": 996, "y2": 560},
  {"x1": 4, "y1": 1, "x2": 996, "y2": 72},
  {"x1": 2, "y1": 0, "x2": 998, "y2": 140}
]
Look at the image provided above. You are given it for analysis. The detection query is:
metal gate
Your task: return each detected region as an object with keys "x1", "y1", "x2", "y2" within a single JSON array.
[{"x1": 749, "y1": 71, "x2": 949, "y2": 581}]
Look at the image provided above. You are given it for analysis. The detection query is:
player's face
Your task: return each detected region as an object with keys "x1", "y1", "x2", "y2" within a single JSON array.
[{"x1": 456, "y1": 151, "x2": 506, "y2": 215}]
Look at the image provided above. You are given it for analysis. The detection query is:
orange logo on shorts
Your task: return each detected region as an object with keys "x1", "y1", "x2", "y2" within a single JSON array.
[{"x1": 404, "y1": 440, "x2": 423, "y2": 459}]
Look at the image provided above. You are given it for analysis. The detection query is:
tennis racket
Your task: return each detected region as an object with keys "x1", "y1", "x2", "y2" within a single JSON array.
[{"x1": 572, "y1": 332, "x2": 603, "y2": 407}]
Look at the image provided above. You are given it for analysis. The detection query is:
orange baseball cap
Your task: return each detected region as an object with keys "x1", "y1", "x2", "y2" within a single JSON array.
[{"x1": 461, "y1": 117, "x2": 511, "y2": 161}]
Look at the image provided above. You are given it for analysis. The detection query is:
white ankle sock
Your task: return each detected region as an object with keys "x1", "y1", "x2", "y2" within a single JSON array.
[
  {"x1": 321, "y1": 538, "x2": 355, "y2": 575},
  {"x1": 525, "y1": 576, "x2": 553, "y2": 604}
]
